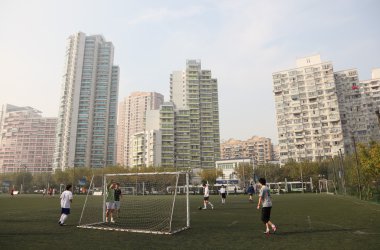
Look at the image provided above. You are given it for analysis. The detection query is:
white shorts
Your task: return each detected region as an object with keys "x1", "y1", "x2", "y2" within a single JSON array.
[
  {"x1": 115, "y1": 201, "x2": 121, "y2": 209},
  {"x1": 106, "y1": 202, "x2": 115, "y2": 210}
]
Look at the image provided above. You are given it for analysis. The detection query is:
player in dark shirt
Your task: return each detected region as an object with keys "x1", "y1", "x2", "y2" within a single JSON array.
[{"x1": 114, "y1": 183, "x2": 122, "y2": 218}]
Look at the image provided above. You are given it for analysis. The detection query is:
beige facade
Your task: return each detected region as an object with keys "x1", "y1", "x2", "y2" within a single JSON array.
[
  {"x1": 0, "y1": 104, "x2": 57, "y2": 173},
  {"x1": 273, "y1": 55, "x2": 380, "y2": 164},
  {"x1": 336, "y1": 68, "x2": 380, "y2": 153},
  {"x1": 220, "y1": 136, "x2": 273, "y2": 166},
  {"x1": 273, "y1": 55, "x2": 344, "y2": 164},
  {"x1": 116, "y1": 92, "x2": 164, "y2": 167}
]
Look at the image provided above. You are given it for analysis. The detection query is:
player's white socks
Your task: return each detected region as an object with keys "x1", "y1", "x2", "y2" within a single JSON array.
[
  {"x1": 60, "y1": 214, "x2": 67, "y2": 224},
  {"x1": 209, "y1": 202, "x2": 214, "y2": 209}
]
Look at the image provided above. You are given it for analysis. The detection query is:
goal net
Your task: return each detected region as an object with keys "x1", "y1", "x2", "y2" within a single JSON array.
[
  {"x1": 318, "y1": 179, "x2": 336, "y2": 195},
  {"x1": 78, "y1": 172, "x2": 190, "y2": 234}
]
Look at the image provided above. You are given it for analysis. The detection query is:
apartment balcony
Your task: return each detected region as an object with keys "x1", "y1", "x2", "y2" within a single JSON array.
[
  {"x1": 328, "y1": 115, "x2": 340, "y2": 121},
  {"x1": 291, "y1": 102, "x2": 301, "y2": 107}
]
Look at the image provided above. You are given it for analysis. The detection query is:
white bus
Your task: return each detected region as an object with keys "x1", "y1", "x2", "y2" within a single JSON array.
[{"x1": 286, "y1": 181, "x2": 312, "y2": 192}]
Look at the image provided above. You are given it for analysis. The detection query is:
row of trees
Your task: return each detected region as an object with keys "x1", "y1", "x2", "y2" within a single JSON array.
[
  {"x1": 0, "y1": 166, "x2": 181, "y2": 194},
  {"x1": 1, "y1": 142, "x2": 379, "y2": 200},
  {"x1": 231, "y1": 141, "x2": 380, "y2": 201}
]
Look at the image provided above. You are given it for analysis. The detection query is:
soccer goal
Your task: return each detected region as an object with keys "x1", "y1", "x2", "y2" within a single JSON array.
[
  {"x1": 318, "y1": 179, "x2": 336, "y2": 195},
  {"x1": 78, "y1": 172, "x2": 190, "y2": 235}
]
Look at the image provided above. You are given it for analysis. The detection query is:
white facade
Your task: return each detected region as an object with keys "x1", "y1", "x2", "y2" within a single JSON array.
[
  {"x1": 215, "y1": 158, "x2": 253, "y2": 181},
  {"x1": 116, "y1": 92, "x2": 164, "y2": 167},
  {"x1": 274, "y1": 55, "x2": 380, "y2": 164},
  {"x1": 273, "y1": 55, "x2": 344, "y2": 164},
  {"x1": 53, "y1": 32, "x2": 119, "y2": 170},
  {"x1": 129, "y1": 109, "x2": 162, "y2": 168}
]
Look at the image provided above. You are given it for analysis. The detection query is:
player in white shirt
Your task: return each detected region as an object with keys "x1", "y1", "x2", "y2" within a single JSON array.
[
  {"x1": 257, "y1": 178, "x2": 277, "y2": 235},
  {"x1": 58, "y1": 184, "x2": 73, "y2": 226},
  {"x1": 202, "y1": 183, "x2": 214, "y2": 210},
  {"x1": 219, "y1": 185, "x2": 226, "y2": 204}
]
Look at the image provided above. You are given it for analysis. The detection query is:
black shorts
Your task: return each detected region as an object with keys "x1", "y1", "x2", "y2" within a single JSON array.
[
  {"x1": 221, "y1": 193, "x2": 226, "y2": 198},
  {"x1": 204, "y1": 197, "x2": 209, "y2": 201},
  {"x1": 261, "y1": 207, "x2": 271, "y2": 223},
  {"x1": 61, "y1": 208, "x2": 71, "y2": 215}
]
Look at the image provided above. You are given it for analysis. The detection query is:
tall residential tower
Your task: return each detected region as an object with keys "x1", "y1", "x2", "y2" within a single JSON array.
[
  {"x1": 273, "y1": 55, "x2": 344, "y2": 164},
  {"x1": 53, "y1": 32, "x2": 119, "y2": 171},
  {"x1": 169, "y1": 60, "x2": 221, "y2": 169},
  {"x1": 273, "y1": 54, "x2": 380, "y2": 164},
  {"x1": 116, "y1": 92, "x2": 164, "y2": 167}
]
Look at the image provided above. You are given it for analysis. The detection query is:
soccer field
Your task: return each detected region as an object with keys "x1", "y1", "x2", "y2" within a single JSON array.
[{"x1": 1, "y1": 193, "x2": 379, "y2": 250}]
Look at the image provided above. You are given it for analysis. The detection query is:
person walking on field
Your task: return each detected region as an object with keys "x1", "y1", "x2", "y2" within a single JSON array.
[
  {"x1": 247, "y1": 183, "x2": 255, "y2": 202},
  {"x1": 219, "y1": 185, "x2": 227, "y2": 204},
  {"x1": 58, "y1": 184, "x2": 73, "y2": 226},
  {"x1": 202, "y1": 183, "x2": 214, "y2": 210},
  {"x1": 257, "y1": 178, "x2": 276, "y2": 235}
]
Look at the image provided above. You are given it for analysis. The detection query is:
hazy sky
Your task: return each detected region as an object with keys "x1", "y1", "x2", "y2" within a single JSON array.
[{"x1": 1, "y1": 0, "x2": 379, "y2": 143}]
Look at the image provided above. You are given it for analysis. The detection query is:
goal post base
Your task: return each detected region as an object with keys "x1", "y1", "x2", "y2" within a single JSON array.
[{"x1": 77, "y1": 225, "x2": 190, "y2": 235}]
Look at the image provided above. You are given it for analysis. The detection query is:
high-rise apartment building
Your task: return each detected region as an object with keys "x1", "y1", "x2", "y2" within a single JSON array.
[
  {"x1": 170, "y1": 60, "x2": 220, "y2": 169},
  {"x1": 220, "y1": 136, "x2": 273, "y2": 166},
  {"x1": 360, "y1": 68, "x2": 380, "y2": 140},
  {"x1": 273, "y1": 55, "x2": 380, "y2": 164},
  {"x1": 336, "y1": 68, "x2": 380, "y2": 153},
  {"x1": 160, "y1": 102, "x2": 177, "y2": 167},
  {"x1": 0, "y1": 104, "x2": 57, "y2": 173},
  {"x1": 53, "y1": 32, "x2": 119, "y2": 171},
  {"x1": 273, "y1": 55, "x2": 344, "y2": 164},
  {"x1": 116, "y1": 92, "x2": 164, "y2": 167}
]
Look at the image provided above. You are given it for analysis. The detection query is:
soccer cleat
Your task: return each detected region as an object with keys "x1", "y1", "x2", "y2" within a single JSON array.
[
  {"x1": 211, "y1": 206, "x2": 214, "y2": 210},
  {"x1": 264, "y1": 229, "x2": 270, "y2": 235},
  {"x1": 272, "y1": 225, "x2": 277, "y2": 233},
  {"x1": 105, "y1": 218, "x2": 108, "y2": 223},
  {"x1": 111, "y1": 219, "x2": 115, "y2": 223},
  {"x1": 60, "y1": 223, "x2": 66, "y2": 226},
  {"x1": 202, "y1": 207, "x2": 207, "y2": 210}
]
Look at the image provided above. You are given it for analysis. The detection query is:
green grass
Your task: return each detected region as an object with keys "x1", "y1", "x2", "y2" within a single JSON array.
[{"x1": 1, "y1": 193, "x2": 379, "y2": 250}]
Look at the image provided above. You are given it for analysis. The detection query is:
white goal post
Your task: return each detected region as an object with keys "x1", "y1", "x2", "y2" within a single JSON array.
[
  {"x1": 78, "y1": 172, "x2": 190, "y2": 234},
  {"x1": 318, "y1": 179, "x2": 336, "y2": 195}
]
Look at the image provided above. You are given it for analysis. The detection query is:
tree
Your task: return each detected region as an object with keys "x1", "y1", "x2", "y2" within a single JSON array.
[
  {"x1": 357, "y1": 141, "x2": 380, "y2": 200},
  {"x1": 15, "y1": 172, "x2": 32, "y2": 193},
  {"x1": 234, "y1": 163, "x2": 253, "y2": 185},
  {"x1": 200, "y1": 169, "x2": 222, "y2": 185}
]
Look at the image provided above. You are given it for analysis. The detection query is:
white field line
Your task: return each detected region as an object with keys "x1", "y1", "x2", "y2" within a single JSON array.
[{"x1": 227, "y1": 220, "x2": 238, "y2": 227}]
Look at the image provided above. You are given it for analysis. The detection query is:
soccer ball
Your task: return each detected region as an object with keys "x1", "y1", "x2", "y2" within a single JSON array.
[{"x1": 198, "y1": 206, "x2": 202, "y2": 210}]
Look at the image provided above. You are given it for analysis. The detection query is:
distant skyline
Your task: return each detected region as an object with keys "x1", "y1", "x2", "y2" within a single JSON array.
[{"x1": 1, "y1": 0, "x2": 379, "y2": 144}]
